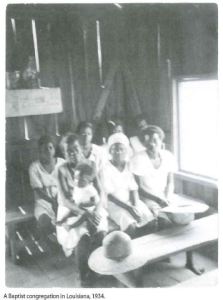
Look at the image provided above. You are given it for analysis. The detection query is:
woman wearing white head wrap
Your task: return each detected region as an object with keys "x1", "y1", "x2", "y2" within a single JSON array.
[{"x1": 100, "y1": 133, "x2": 156, "y2": 238}]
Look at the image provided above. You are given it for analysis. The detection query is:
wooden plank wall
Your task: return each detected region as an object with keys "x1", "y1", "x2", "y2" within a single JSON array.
[{"x1": 5, "y1": 4, "x2": 218, "y2": 209}]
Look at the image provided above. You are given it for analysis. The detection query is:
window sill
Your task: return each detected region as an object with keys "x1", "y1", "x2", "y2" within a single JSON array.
[{"x1": 174, "y1": 171, "x2": 218, "y2": 188}]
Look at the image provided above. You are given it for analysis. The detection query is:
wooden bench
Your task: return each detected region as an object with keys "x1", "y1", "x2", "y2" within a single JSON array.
[
  {"x1": 89, "y1": 214, "x2": 218, "y2": 287},
  {"x1": 6, "y1": 205, "x2": 35, "y2": 263}
]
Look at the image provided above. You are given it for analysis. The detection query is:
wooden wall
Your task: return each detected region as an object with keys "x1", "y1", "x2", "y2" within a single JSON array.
[{"x1": 6, "y1": 4, "x2": 218, "y2": 209}]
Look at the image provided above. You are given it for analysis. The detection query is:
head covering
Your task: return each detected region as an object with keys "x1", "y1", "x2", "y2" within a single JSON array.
[
  {"x1": 88, "y1": 231, "x2": 148, "y2": 275},
  {"x1": 107, "y1": 132, "x2": 130, "y2": 150},
  {"x1": 107, "y1": 133, "x2": 132, "y2": 160}
]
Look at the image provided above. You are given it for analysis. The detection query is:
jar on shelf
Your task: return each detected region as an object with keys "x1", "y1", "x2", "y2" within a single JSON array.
[
  {"x1": 22, "y1": 56, "x2": 40, "y2": 89},
  {"x1": 6, "y1": 71, "x2": 22, "y2": 89}
]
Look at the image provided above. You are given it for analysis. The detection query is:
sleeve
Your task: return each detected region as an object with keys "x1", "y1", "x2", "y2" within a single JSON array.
[
  {"x1": 99, "y1": 165, "x2": 115, "y2": 195},
  {"x1": 29, "y1": 162, "x2": 43, "y2": 189},
  {"x1": 58, "y1": 166, "x2": 72, "y2": 200},
  {"x1": 128, "y1": 171, "x2": 138, "y2": 191},
  {"x1": 89, "y1": 185, "x2": 98, "y2": 197},
  {"x1": 97, "y1": 146, "x2": 109, "y2": 173},
  {"x1": 165, "y1": 151, "x2": 178, "y2": 173},
  {"x1": 130, "y1": 136, "x2": 146, "y2": 153},
  {"x1": 129, "y1": 153, "x2": 147, "y2": 176}
]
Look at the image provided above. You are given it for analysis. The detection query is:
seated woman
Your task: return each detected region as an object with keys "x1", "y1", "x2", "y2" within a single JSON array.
[
  {"x1": 130, "y1": 113, "x2": 149, "y2": 153},
  {"x1": 130, "y1": 125, "x2": 175, "y2": 218},
  {"x1": 56, "y1": 162, "x2": 107, "y2": 235},
  {"x1": 130, "y1": 125, "x2": 203, "y2": 274},
  {"x1": 107, "y1": 118, "x2": 125, "y2": 135},
  {"x1": 56, "y1": 134, "x2": 107, "y2": 285},
  {"x1": 100, "y1": 132, "x2": 156, "y2": 238},
  {"x1": 29, "y1": 135, "x2": 64, "y2": 241},
  {"x1": 76, "y1": 121, "x2": 108, "y2": 175}
]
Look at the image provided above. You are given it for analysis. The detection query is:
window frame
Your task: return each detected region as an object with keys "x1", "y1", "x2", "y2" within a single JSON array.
[{"x1": 172, "y1": 74, "x2": 218, "y2": 186}]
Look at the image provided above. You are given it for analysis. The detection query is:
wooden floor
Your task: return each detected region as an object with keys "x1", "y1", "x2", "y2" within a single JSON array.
[{"x1": 5, "y1": 239, "x2": 218, "y2": 288}]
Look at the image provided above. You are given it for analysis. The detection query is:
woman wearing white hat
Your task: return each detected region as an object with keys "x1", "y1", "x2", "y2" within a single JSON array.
[{"x1": 100, "y1": 132, "x2": 156, "y2": 238}]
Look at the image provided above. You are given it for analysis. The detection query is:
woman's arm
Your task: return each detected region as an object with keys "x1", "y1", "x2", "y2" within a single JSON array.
[
  {"x1": 134, "y1": 175, "x2": 169, "y2": 207},
  {"x1": 65, "y1": 214, "x2": 88, "y2": 230},
  {"x1": 129, "y1": 190, "x2": 140, "y2": 206},
  {"x1": 108, "y1": 194, "x2": 140, "y2": 221},
  {"x1": 164, "y1": 172, "x2": 174, "y2": 201},
  {"x1": 58, "y1": 169, "x2": 84, "y2": 215},
  {"x1": 34, "y1": 188, "x2": 56, "y2": 204}
]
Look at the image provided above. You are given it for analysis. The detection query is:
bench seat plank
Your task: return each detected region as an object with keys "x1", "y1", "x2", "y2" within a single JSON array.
[
  {"x1": 6, "y1": 206, "x2": 34, "y2": 225},
  {"x1": 133, "y1": 214, "x2": 218, "y2": 265}
]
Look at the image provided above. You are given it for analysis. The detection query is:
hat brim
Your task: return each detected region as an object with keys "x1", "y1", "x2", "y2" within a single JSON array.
[
  {"x1": 88, "y1": 243, "x2": 148, "y2": 275},
  {"x1": 161, "y1": 202, "x2": 209, "y2": 214}
]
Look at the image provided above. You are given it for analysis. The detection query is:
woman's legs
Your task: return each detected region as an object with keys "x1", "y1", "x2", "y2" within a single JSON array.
[
  {"x1": 76, "y1": 234, "x2": 92, "y2": 284},
  {"x1": 37, "y1": 213, "x2": 55, "y2": 239},
  {"x1": 125, "y1": 223, "x2": 138, "y2": 239},
  {"x1": 158, "y1": 216, "x2": 173, "y2": 231},
  {"x1": 76, "y1": 231, "x2": 107, "y2": 286},
  {"x1": 91, "y1": 230, "x2": 107, "y2": 251},
  {"x1": 185, "y1": 251, "x2": 205, "y2": 275},
  {"x1": 135, "y1": 219, "x2": 158, "y2": 237}
]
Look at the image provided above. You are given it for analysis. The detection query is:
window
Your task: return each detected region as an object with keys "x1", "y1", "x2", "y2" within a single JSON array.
[{"x1": 175, "y1": 77, "x2": 218, "y2": 180}]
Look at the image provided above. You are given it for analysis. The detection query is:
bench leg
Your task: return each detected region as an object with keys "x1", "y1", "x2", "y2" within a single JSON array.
[
  {"x1": 113, "y1": 271, "x2": 138, "y2": 287},
  {"x1": 7, "y1": 224, "x2": 19, "y2": 264},
  {"x1": 185, "y1": 251, "x2": 205, "y2": 275}
]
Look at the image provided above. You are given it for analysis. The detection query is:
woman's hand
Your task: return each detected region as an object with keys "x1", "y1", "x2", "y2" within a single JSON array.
[
  {"x1": 150, "y1": 206, "x2": 160, "y2": 218},
  {"x1": 158, "y1": 197, "x2": 170, "y2": 208},
  {"x1": 128, "y1": 206, "x2": 141, "y2": 222},
  {"x1": 86, "y1": 210, "x2": 101, "y2": 227}
]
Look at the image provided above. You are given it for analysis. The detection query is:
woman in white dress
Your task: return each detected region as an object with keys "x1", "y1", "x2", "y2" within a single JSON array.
[
  {"x1": 100, "y1": 133, "x2": 156, "y2": 238},
  {"x1": 29, "y1": 135, "x2": 64, "y2": 240},
  {"x1": 130, "y1": 125, "x2": 203, "y2": 274},
  {"x1": 130, "y1": 125, "x2": 176, "y2": 218}
]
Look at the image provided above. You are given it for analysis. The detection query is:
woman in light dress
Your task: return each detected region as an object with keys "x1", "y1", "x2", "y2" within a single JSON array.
[{"x1": 100, "y1": 132, "x2": 156, "y2": 238}]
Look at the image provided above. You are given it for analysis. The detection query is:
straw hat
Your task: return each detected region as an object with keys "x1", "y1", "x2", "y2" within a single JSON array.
[
  {"x1": 88, "y1": 231, "x2": 148, "y2": 275},
  {"x1": 161, "y1": 202, "x2": 209, "y2": 225},
  {"x1": 161, "y1": 202, "x2": 209, "y2": 214}
]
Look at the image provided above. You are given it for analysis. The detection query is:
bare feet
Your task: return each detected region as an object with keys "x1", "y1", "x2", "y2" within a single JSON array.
[
  {"x1": 186, "y1": 251, "x2": 205, "y2": 275},
  {"x1": 185, "y1": 262, "x2": 205, "y2": 275}
]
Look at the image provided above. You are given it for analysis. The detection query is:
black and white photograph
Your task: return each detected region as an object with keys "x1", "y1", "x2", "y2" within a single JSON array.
[{"x1": 4, "y1": 0, "x2": 219, "y2": 291}]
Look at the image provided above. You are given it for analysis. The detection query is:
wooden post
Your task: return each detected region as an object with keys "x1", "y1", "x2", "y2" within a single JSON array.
[
  {"x1": 31, "y1": 19, "x2": 40, "y2": 73},
  {"x1": 93, "y1": 61, "x2": 119, "y2": 120},
  {"x1": 96, "y1": 20, "x2": 104, "y2": 88},
  {"x1": 68, "y1": 53, "x2": 78, "y2": 125},
  {"x1": 122, "y1": 63, "x2": 142, "y2": 116},
  {"x1": 157, "y1": 23, "x2": 161, "y2": 67}
]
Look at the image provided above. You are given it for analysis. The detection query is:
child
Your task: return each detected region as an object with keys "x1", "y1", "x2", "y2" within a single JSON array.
[{"x1": 56, "y1": 163, "x2": 107, "y2": 234}]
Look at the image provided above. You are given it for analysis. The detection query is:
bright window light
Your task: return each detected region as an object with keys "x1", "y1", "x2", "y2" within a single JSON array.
[{"x1": 177, "y1": 79, "x2": 218, "y2": 179}]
